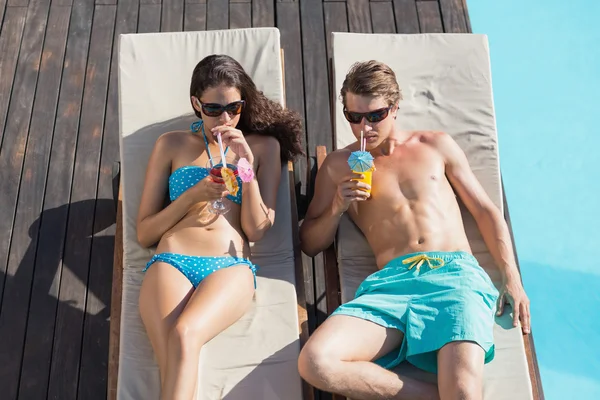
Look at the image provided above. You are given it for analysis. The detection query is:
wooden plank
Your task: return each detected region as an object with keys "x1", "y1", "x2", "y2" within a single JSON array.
[
  {"x1": 7, "y1": 0, "x2": 28, "y2": 7},
  {"x1": 298, "y1": 1, "x2": 330, "y2": 323},
  {"x1": 416, "y1": 0, "x2": 442, "y2": 33},
  {"x1": 300, "y1": 0, "x2": 333, "y2": 154},
  {"x1": 280, "y1": 49, "x2": 315, "y2": 343},
  {"x1": 82, "y1": 0, "x2": 137, "y2": 398},
  {"x1": 184, "y1": 3, "x2": 206, "y2": 31},
  {"x1": 0, "y1": 0, "x2": 6, "y2": 28},
  {"x1": 323, "y1": 2, "x2": 348, "y2": 83},
  {"x1": 161, "y1": 0, "x2": 184, "y2": 31},
  {"x1": 206, "y1": 0, "x2": 228, "y2": 30},
  {"x1": 347, "y1": 0, "x2": 372, "y2": 33},
  {"x1": 229, "y1": 0, "x2": 250, "y2": 3},
  {"x1": 141, "y1": 0, "x2": 160, "y2": 5},
  {"x1": 276, "y1": 2, "x2": 315, "y2": 366},
  {"x1": 252, "y1": 0, "x2": 274, "y2": 27},
  {"x1": 0, "y1": 7, "x2": 26, "y2": 175},
  {"x1": 138, "y1": 4, "x2": 161, "y2": 33},
  {"x1": 16, "y1": 0, "x2": 94, "y2": 395},
  {"x1": 45, "y1": 4, "x2": 115, "y2": 400},
  {"x1": 0, "y1": 0, "x2": 51, "y2": 396},
  {"x1": 96, "y1": 0, "x2": 116, "y2": 5},
  {"x1": 462, "y1": 0, "x2": 472, "y2": 33},
  {"x1": 20, "y1": 0, "x2": 94, "y2": 394},
  {"x1": 439, "y1": 0, "x2": 467, "y2": 33},
  {"x1": 276, "y1": 1, "x2": 308, "y2": 201},
  {"x1": 229, "y1": 2, "x2": 250, "y2": 28},
  {"x1": 186, "y1": 0, "x2": 205, "y2": 4},
  {"x1": 370, "y1": 1, "x2": 396, "y2": 33},
  {"x1": 393, "y1": 0, "x2": 419, "y2": 33},
  {"x1": 15, "y1": 6, "x2": 71, "y2": 399},
  {"x1": 108, "y1": 186, "x2": 123, "y2": 400}
]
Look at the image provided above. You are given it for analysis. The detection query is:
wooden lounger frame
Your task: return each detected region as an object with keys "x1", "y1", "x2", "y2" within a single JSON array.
[
  {"x1": 107, "y1": 49, "x2": 313, "y2": 400},
  {"x1": 314, "y1": 142, "x2": 544, "y2": 400}
]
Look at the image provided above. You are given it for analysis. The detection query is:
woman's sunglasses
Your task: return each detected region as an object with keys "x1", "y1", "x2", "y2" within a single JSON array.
[
  {"x1": 197, "y1": 99, "x2": 245, "y2": 117},
  {"x1": 343, "y1": 105, "x2": 394, "y2": 124}
]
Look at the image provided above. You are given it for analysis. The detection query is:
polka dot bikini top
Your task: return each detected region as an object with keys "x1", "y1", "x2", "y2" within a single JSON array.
[{"x1": 168, "y1": 121, "x2": 243, "y2": 205}]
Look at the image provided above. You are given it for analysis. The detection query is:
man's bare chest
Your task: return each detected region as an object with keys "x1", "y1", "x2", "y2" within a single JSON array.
[{"x1": 369, "y1": 149, "x2": 446, "y2": 202}]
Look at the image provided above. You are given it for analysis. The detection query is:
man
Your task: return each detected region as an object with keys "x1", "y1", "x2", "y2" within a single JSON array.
[{"x1": 298, "y1": 60, "x2": 530, "y2": 400}]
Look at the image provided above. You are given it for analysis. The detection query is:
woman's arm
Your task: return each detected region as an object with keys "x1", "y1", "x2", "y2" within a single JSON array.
[
  {"x1": 136, "y1": 133, "x2": 191, "y2": 247},
  {"x1": 240, "y1": 136, "x2": 282, "y2": 242}
]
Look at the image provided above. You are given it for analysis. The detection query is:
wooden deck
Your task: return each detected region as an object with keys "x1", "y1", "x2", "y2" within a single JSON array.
[{"x1": 0, "y1": 0, "x2": 476, "y2": 399}]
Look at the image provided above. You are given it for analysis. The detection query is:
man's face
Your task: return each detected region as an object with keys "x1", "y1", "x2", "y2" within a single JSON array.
[{"x1": 344, "y1": 92, "x2": 398, "y2": 151}]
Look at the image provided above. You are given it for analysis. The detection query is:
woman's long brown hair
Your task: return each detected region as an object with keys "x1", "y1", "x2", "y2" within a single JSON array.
[{"x1": 190, "y1": 54, "x2": 304, "y2": 162}]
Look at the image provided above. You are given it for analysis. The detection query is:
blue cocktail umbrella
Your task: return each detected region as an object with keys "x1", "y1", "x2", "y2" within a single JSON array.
[{"x1": 348, "y1": 151, "x2": 374, "y2": 172}]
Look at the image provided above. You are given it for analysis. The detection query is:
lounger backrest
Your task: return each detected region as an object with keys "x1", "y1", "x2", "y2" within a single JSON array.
[{"x1": 331, "y1": 32, "x2": 533, "y2": 400}]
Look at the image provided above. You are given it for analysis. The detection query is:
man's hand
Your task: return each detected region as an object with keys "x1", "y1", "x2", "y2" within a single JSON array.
[
  {"x1": 332, "y1": 172, "x2": 371, "y2": 214},
  {"x1": 496, "y1": 277, "x2": 531, "y2": 334}
]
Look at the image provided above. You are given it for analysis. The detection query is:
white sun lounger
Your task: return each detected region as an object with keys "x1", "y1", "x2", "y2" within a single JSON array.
[
  {"x1": 109, "y1": 28, "x2": 309, "y2": 400},
  {"x1": 317, "y1": 32, "x2": 542, "y2": 400}
]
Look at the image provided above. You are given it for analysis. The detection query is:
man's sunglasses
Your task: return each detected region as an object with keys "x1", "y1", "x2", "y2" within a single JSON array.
[
  {"x1": 343, "y1": 105, "x2": 394, "y2": 124},
  {"x1": 198, "y1": 99, "x2": 245, "y2": 117}
]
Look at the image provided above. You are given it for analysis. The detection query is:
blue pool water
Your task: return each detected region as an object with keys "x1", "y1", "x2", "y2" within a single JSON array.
[{"x1": 469, "y1": 1, "x2": 600, "y2": 399}]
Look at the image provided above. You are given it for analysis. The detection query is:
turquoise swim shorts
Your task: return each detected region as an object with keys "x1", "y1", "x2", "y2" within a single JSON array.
[{"x1": 331, "y1": 251, "x2": 499, "y2": 374}]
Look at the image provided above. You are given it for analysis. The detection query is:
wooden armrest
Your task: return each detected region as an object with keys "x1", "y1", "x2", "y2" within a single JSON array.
[{"x1": 315, "y1": 146, "x2": 342, "y2": 315}]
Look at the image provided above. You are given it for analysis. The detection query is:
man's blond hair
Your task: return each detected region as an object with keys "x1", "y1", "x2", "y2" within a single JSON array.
[{"x1": 340, "y1": 60, "x2": 402, "y2": 107}]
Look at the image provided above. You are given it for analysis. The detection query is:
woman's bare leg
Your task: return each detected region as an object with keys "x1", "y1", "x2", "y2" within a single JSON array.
[
  {"x1": 139, "y1": 262, "x2": 195, "y2": 386},
  {"x1": 162, "y1": 264, "x2": 255, "y2": 400}
]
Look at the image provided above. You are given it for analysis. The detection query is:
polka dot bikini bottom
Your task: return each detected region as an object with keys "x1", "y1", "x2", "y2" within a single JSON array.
[{"x1": 144, "y1": 253, "x2": 258, "y2": 288}]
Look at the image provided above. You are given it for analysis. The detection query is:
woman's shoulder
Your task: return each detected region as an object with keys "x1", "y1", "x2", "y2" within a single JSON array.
[
  {"x1": 155, "y1": 130, "x2": 197, "y2": 151},
  {"x1": 246, "y1": 133, "x2": 280, "y2": 153}
]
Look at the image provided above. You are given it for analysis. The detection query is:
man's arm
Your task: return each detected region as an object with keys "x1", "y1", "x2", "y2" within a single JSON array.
[
  {"x1": 300, "y1": 152, "x2": 369, "y2": 257},
  {"x1": 432, "y1": 131, "x2": 531, "y2": 334}
]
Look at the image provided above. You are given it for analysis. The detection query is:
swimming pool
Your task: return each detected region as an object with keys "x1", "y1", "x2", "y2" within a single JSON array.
[{"x1": 469, "y1": 1, "x2": 600, "y2": 399}]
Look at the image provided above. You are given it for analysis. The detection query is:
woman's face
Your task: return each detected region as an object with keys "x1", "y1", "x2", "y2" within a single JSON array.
[{"x1": 192, "y1": 84, "x2": 243, "y2": 135}]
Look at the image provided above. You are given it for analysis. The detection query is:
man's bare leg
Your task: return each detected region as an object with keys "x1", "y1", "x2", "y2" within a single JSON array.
[
  {"x1": 437, "y1": 341, "x2": 485, "y2": 400},
  {"x1": 298, "y1": 315, "x2": 439, "y2": 400}
]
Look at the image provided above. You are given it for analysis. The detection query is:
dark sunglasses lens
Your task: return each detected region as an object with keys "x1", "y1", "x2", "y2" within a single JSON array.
[
  {"x1": 366, "y1": 108, "x2": 389, "y2": 123},
  {"x1": 344, "y1": 110, "x2": 363, "y2": 124},
  {"x1": 202, "y1": 104, "x2": 223, "y2": 116},
  {"x1": 225, "y1": 101, "x2": 243, "y2": 115}
]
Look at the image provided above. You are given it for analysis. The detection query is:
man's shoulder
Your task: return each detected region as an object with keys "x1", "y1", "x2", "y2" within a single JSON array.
[
  {"x1": 407, "y1": 130, "x2": 457, "y2": 154},
  {"x1": 324, "y1": 148, "x2": 353, "y2": 169},
  {"x1": 409, "y1": 130, "x2": 448, "y2": 144}
]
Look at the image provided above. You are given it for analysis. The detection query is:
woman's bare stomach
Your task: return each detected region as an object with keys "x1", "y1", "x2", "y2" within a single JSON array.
[{"x1": 155, "y1": 205, "x2": 249, "y2": 258}]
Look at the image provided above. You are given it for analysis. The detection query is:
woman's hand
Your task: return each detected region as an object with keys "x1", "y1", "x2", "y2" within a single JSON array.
[
  {"x1": 188, "y1": 176, "x2": 229, "y2": 203},
  {"x1": 211, "y1": 125, "x2": 254, "y2": 163}
]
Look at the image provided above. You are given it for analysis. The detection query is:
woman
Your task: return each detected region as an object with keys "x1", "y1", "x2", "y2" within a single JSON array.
[{"x1": 137, "y1": 54, "x2": 303, "y2": 400}]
